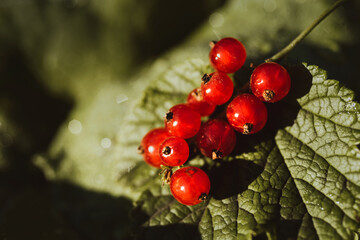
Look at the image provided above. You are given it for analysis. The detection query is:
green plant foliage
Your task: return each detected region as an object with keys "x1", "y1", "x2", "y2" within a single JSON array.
[
  {"x1": 36, "y1": 0, "x2": 356, "y2": 201},
  {"x1": 130, "y1": 63, "x2": 360, "y2": 239},
  {"x1": 7, "y1": 0, "x2": 356, "y2": 239}
]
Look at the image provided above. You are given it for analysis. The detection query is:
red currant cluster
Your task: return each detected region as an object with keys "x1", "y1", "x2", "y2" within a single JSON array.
[{"x1": 138, "y1": 37, "x2": 291, "y2": 206}]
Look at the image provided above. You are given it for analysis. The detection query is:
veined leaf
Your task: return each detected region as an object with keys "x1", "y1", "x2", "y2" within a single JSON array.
[{"x1": 131, "y1": 62, "x2": 360, "y2": 240}]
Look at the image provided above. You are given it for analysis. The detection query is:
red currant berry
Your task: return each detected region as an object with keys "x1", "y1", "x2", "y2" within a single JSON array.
[
  {"x1": 226, "y1": 93, "x2": 267, "y2": 134},
  {"x1": 139, "y1": 128, "x2": 171, "y2": 168},
  {"x1": 201, "y1": 72, "x2": 234, "y2": 105},
  {"x1": 164, "y1": 104, "x2": 201, "y2": 139},
  {"x1": 209, "y1": 37, "x2": 247, "y2": 73},
  {"x1": 159, "y1": 136, "x2": 189, "y2": 167},
  {"x1": 186, "y1": 88, "x2": 216, "y2": 116},
  {"x1": 170, "y1": 166, "x2": 211, "y2": 206},
  {"x1": 197, "y1": 119, "x2": 236, "y2": 160},
  {"x1": 250, "y1": 62, "x2": 291, "y2": 102}
]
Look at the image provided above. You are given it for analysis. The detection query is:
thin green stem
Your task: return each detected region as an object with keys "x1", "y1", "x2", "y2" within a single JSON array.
[{"x1": 265, "y1": 0, "x2": 349, "y2": 62}]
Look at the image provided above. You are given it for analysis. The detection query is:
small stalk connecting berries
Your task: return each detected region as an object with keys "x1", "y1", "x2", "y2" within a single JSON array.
[
  {"x1": 137, "y1": 145, "x2": 145, "y2": 154},
  {"x1": 209, "y1": 41, "x2": 217, "y2": 48},
  {"x1": 159, "y1": 166, "x2": 173, "y2": 185},
  {"x1": 265, "y1": 0, "x2": 349, "y2": 62},
  {"x1": 226, "y1": 93, "x2": 268, "y2": 135}
]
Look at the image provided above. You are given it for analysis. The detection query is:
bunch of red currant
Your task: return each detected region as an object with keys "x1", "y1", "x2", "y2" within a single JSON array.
[{"x1": 138, "y1": 37, "x2": 291, "y2": 206}]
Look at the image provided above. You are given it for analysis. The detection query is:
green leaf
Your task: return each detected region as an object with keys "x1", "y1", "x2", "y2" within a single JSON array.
[
  {"x1": 35, "y1": 0, "x2": 357, "y2": 202},
  {"x1": 131, "y1": 63, "x2": 360, "y2": 239},
  {"x1": 276, "y1": 64, "x2": 360, "y2": 239}
]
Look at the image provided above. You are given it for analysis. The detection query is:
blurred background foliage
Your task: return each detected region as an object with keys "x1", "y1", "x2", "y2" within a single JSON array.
[{"x1": 0, "y1": 0, "x2": 359, "y2": 239}]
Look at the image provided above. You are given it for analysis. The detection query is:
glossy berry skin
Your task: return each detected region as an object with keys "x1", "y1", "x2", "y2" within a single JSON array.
[
  {"x1": 165, "y1": 104, "x2": 201, "y2": 139},
  {"x1": 159, "y1": 136, "x2": 189, "y2": 167},
  {"x1": 170, "y1": 166, "x2": 211, "y2": 206},
  {"x1": 209, "y1": 37, "x2": 247, "y2": 73},
  {"x1": 139, "y1": 128, "x2": 171, "y2": 168},
  {"x1": 226, "y1": 93, "x2": 267, "y2": 134},
  {"x1": 186, "y1": 88, "x2": 216, "y2": 116},
  {"x1": 197, "y1": 119, "x2": 236, "y2": 160},
  {"x1": 201, "y1": 72, "x2": 234, "y2": 105},
  {"x1": 250, "y1": 62, "x2": 291, "y2": 102}
]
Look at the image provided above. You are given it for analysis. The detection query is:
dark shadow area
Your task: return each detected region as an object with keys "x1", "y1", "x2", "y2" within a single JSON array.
[
  {"x1": 131, "y1": 0, "x2": 227, "y2": 64},
  {"x1": 133, "y1": 224, "x2": 201, "y2": 240},
  {"x1": 357, "y1": 144, "x2": 360, "y2": 152},
  {"x1": 1, "y1": 0, "x2": 227, "y2": 78},
  {"x1": 0, "y1": 177, "x2": 135, "y2": 240},
  {"x1": 209, "y1": 159, "x2": 263, "y2": 200},
  {"x1": 45, "y1": 149, "x2": 68, "y2": 173},
  {"x1": 276, "y1": 219, "x2": 302, "y2": 240},
  {"x1": 0, "y1": 178, "x2": 82, "y2": 240},
  {"x1": 51, "y1": 181, "x2": 134, "y2": 240},
  {"x1": 253, "y1": 233, "x2": 268, "y2": 240},
  {"x1": 233, "y1": 66, "x2": 254, "y2": 91},
  {"x1": 283, "y1": 42, "x2": 360, "y2": 100},
  {"x1": 264, "y1": 64, "x2": 313, "y2": 135},
  {"x1": 0, "y1": 43, "x2": 78, "y2": 239},
  {"x1": 0, "y1": 42, "x2": 73, "y2": 212},
  {"x1": 0, "y1": 44, "x2": 74, "y2": 155}
]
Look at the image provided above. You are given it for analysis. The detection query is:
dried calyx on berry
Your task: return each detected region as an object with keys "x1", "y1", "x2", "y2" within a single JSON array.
[
  {"x1": 242, "y1": 123, "x2": 253, "y2": 135},
  {"x1": 250, "y1": 62, "x2": 291, "y2": 103},
  {"x1": 226, "y1": 93, "x2": 268, "y2": 135},
  {"x1": 198, "y1": 193, "x2": 208, "y2": 201},
  {"x1": 197, "y1": 119, "x2": 236, "y2": 160},
  {"x1": 162, "y1": 146, "x2": 171, "y2": 155},
  {"x1": 202, "y1": 73, "x2": 212, "y2": 84},
  {"x1": 159, "y1": 136, "x2": 189, "y2": 167},
  {"x1": 263, "y1": 89, "x2": 275, "y2": 102},
  {"x1": 201, "y1": 72, "x2": 234, "y2": 105},
  {"x1": 139, "y1": 128, "x2": 171, "y2": 168},
  {"x1": 212, "y1": 150, "x2": 223, "y2": 160},
  {"x1": 170, "y1": 166, "x2": 211, "y2": 206},
  {"x1": 165, "y1": 111, "x2": 173, "y2": 122},
  {"x1": 164, "y1": 104, "x2": 201, "y2": 139}
]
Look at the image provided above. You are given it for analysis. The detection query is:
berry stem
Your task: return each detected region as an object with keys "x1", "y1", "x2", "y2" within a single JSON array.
[{"x1": 265, "y1": 0, "x2": 349, "y2": 63}]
